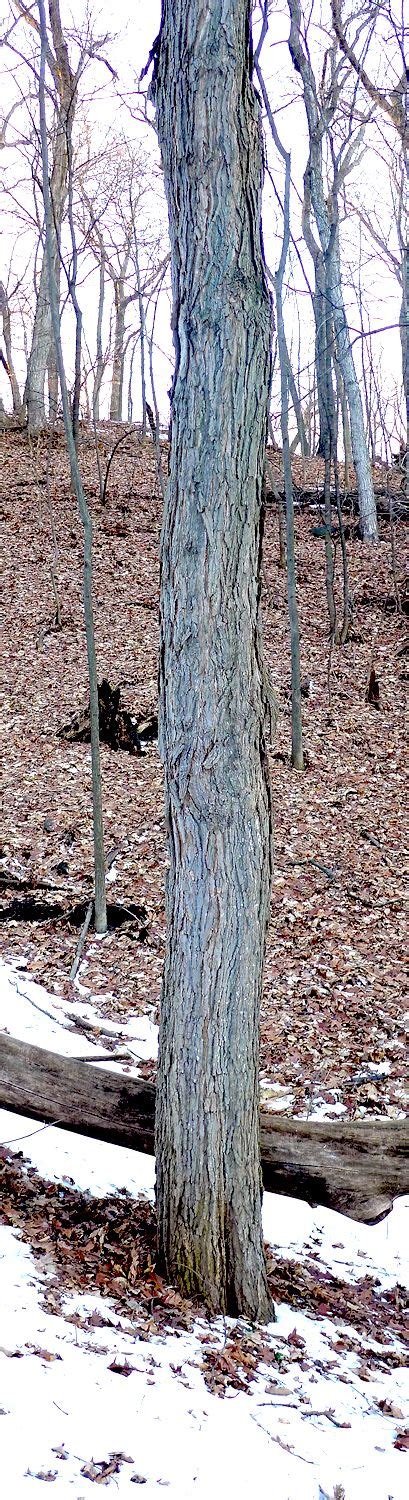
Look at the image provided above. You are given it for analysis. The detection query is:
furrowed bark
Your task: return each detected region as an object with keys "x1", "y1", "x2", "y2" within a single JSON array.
[
  {"x1": 154, "y1": 0, "x2": 273, "y2": 1320},
  {"x1": 1, "y1": 1033, "x2": 408, "y2": 1226}
]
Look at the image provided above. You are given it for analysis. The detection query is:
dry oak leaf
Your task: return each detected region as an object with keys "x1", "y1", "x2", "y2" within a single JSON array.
[
  {"x1": 108, "y1": 1358, "x2": 134, "y2": 1376},
  {"x1": 81, "y1": 1452, "x2": 133, "y2": 1482},
  {"x1": 394, "y1": 1429, "x2": 409, "y2": 1451}
]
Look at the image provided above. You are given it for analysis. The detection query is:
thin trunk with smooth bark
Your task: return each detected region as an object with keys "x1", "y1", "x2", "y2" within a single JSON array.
[
  {"x1": 134, "y1": 234, "x2": 147, "y2": 436},
  {"x1": 25, "y1": 1, "x2": 75, "y2": 433},
  {"x1": 287, "y1": 0, "x2": 378, "y2": 542},
  {"x1": 38, "y1": 0, "x2": 107, "y2": 934},
  {"x1": 154, "y1": 0, "x2": 272, "y2": 1321},
  {"x1": 0, "y1": 283, "x2": 23, "y2": 415}
]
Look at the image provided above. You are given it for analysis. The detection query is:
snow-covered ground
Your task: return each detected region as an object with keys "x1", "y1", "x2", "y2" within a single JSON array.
[{"x1": 0, "y1": 958, "x2": 408, "y2": 1499}]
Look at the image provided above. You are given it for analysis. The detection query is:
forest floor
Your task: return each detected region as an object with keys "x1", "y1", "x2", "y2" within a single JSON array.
[
  {"x1": 0, "y1": 425, "x2": 407, "y2": 1120},
  {"x1": 1, "y1": 427, "x2": 408, "y2": 1497}
]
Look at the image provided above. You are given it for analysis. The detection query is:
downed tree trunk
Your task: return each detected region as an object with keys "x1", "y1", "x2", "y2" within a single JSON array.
[{"x1": 0, "y1": 1033, "x2": 407, "y2": 1224}]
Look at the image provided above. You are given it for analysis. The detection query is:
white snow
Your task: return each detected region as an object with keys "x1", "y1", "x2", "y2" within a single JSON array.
[
  {"x1": 0, "y1": 958, "x2": 408, "y2": 1498},
  {"x1": 1, "y1": 957, "x2": 158, "y2": 1067}
]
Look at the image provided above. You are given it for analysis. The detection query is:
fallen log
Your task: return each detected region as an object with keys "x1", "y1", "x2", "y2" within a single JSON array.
[{"x1": 0, "y1": 1033, "x2": 408, "y2": 1224}]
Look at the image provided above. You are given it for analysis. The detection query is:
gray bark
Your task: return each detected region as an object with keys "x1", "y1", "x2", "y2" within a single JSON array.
[
  {"x1": 327, "y1": 235, "x2": 377, "y2": 538},
  {"x1": 288, "y1": 0, "x2": 378, "y2": 541},
  {"x1": 109, "y1": 279, "x2": 127, "y2": 421},
  {"x1": 301, "y1": 186, "x2": 332, "y2": 458},
  {"x1": 281, "y1": 318, "x2": 309, "y2": 456},
  {"x1": 154, "y1": 0, "x2": 273, "y2": 1320},
  {"x1": 134, "y1": 234, "x2": 147, "y2": 436},
  {"x1": 25, "y1": 1, "x2": 76, "y2": 434},
  {"x1": 333, "y1": 342, "x2": 352, "y2": 481},
  {"x1": 0, "y1": 283, "x2": 23, "y2": 415},
  {"x1": 399, "y1": 243, "x2": 408, "y2": 497},
  {"x1": 93, "y1": 252, "x2": 105, "y2": 423},
  {"x1": 266, "y1": 89, "x2": 304, "y2": 768},
  {"x1": 38, "y1": 0, "x2": 107, "y2": 934}
]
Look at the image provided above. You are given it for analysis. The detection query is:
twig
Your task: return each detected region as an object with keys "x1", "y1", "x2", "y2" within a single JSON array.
[
  {"x1": 250, "y1": 1413, "x2": 315, "y2": 1462},
  {"x1": 102, "y1": 428, "x2": 137, "y2": 505},
  {"x1": 1, "y1": 1118, "x2": 64, "y2": 1147},
  {"x1": 70, "y1": 900, "x2": 93, "y2": 982},
  {"x1": 8, "y1": 976, "x2": 70, "y2": 1030},
  {"x1": 70, "y1": 1051, "x2": 133, "y2": 1063},
  {"x1": 359, "y1": 828, "x2": 398, "y2": 871}
]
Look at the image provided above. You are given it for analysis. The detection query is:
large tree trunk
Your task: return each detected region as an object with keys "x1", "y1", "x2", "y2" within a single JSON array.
[
  {"x1": 1, "y1": 1033, "x2": 408, "y2": 1225},
  {"x1": 154, "y1": 0, "x2": 272, "y2": 1320}
]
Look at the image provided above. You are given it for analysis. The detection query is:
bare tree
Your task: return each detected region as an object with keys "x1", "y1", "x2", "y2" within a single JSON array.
[
  {"x1": 37, "y1": 0, "x2": 107, "y2": 934},
  {"x1": 21, "y1": 1, "x2": 77, "y2": 431},
  {"x1": 0, "y1": 278, "x2": 23, "y2": 415},
  {"x1": 287, "y1": 0, "x2": 378, "y2": 540},
  {"x1": 332, "y1": 0, "x2": 408, "y2": 494},
  {"x1": 153, "y1": 0, "x2": 272, "y2": 1319},
  {"x1": 254, "y1": 36, "x2": 304, "y2": 766}
]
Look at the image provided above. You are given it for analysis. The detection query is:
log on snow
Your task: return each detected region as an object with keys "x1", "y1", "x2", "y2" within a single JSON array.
[{"x1": 0, "y1": 1033, "x2": 408, "y2": 1224}]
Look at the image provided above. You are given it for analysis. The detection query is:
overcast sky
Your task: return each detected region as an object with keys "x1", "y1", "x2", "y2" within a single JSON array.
[{"x1": 0, "y1": 1, "x2": 403, "y2": 443}]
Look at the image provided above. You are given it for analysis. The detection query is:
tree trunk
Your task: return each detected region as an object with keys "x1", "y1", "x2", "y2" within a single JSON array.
[
  {"x1": 281, "y1": 326, "x2": 308, "y2": 455},
  {"x1": 301, "y1": 187, "x2": 331, "y2": 459},
  {"x1": 25, "y1": 1, "x2": 76, "y2": 434},
  {"x1": 25, "y1": 119, "x2": 67, "y2": 432},
  {"x1": 38, "y1": 0, "x2": 107, "y2": 934},
  {"x1": 134, "y1": 234, "x2": 147, "y2": 437},
  {"x1": 399, "y1": 243, "x2": 408, "y2": 500},
  {"x1": 0, "y1": 283, "x2": 23, "y2": 415},
  {"x1": 273, "y1": 112, "x2": 304, "y2": 769},
  {"x1": 327, "y1": 239, "x2": 378, "y2": 540},
  {"x1": 288, "y1": 0, "x2": 377, "y2": 542},
  {"x1": 93, "y1": 247, "x2": 105, "y2": 424},
  {"x1": 109, "y1": 282, "x2": 126, "y2": 421},
  {"x1": 333, "y1": 342, "x2": 352, "y2": 487},
  {"x1": 1, "y1": 1033, "x2": 408, "y2": 1225},
  {"x1": 154, "y1": 0, "x2": 272, "y2": 1320}
]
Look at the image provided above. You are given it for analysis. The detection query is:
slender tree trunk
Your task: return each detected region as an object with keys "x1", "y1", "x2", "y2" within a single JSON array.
[
  {"x1": 271, "y1": 104, "x2": 304, "y2": 768},
  {"x1": 399, "y1": 243, "x2": 408, "y2": 500},
  {"x1": 301, "y1": 185, "x2": 331, "y2": 458},
  {"x1": 134, "y1": 234, "x2": 147, "y2": 437},
  {"x1": 93, "y1": 248, "x2": 105, "y2": 424},
  {"x1": 38, "y1": 0, "x2": 107, "y2": 934},
  {"x1": 327, "y1": 240, "x2": 378, "y2": 539},
  {"x1": 154, "y1": 0, "x2": 272, "y2": 1321},
  {"x1": 0, "y1": 283, "x2": 23, "y2": 415},
  {"x1": 288, "y1": 0, "x2": 377, "y2": 541},
  {"x1": 109, "y1": 283, "x2": 126, "y2": 421},
  {"x1": 25, "y1": 121, "x2": 69, "y2": 432},
  {"x1": 281, "y1": 326, "x2": 308, "y2": 455},
  {"x1": 47, "y1": 347, "x2": 59, "y2": 421},
  {"x1": 314, "y1": 271, "x2": 332, "y2": 458},
  {"x1": 333, "y1": 343, "x2": 352, "y2": 488},
  {"x1": 323, "y1": 296, "x2": 337, "y2": 639},
  {"x1": 25, "y1": 1, "x2": 76, "y2": 434}
]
